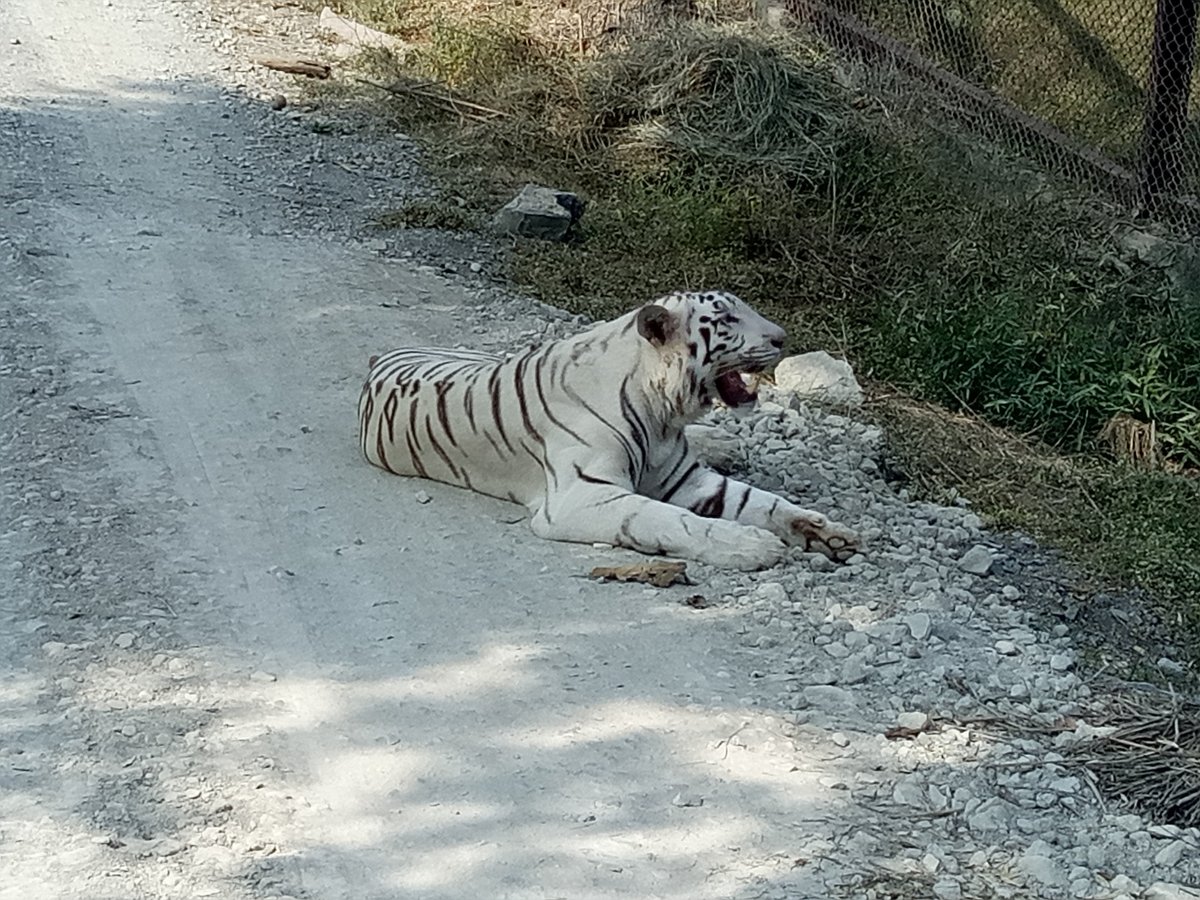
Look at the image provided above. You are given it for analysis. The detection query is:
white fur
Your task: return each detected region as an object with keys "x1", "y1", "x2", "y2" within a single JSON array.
[{"x1": 359, "y1": 291, "x2": 859, "y2": 570}]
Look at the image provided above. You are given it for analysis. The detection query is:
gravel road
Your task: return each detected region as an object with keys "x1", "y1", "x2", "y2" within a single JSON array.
[{"x1": 2, "y1": 1, "x2": 1199, "y2": 899}]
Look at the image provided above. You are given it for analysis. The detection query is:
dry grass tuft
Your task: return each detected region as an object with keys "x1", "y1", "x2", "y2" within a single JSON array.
[{"x1": 1068, "y1": 687, "x2": 1200, "y2": 827}]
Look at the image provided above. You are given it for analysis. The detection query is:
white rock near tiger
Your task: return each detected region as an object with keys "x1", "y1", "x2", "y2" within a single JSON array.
[{"x1": 772, "y1": 351, "x2": 864, "y2": 408}]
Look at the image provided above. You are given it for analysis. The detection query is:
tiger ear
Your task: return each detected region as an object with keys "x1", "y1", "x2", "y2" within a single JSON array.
[{"x1": 636, "y1": 304, "x2": 674, "y2": 346}]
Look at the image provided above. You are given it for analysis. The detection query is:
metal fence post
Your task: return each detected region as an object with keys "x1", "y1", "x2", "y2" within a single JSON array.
[{"x1": 1138, "y1": 0, "x2": 1200, "y2": 207}]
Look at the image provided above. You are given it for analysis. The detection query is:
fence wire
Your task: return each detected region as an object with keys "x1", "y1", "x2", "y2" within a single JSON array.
[{"x1": 782, "y1": 0, "x2": 1200, "y2": 219}]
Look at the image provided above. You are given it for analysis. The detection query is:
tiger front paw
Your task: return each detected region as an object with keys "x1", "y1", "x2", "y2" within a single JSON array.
[
  {"x1": 702, "y1": 523, "x2": 788, "y2": 571},
  {"x1": 783, "y1": 510, "x2": 860, "y2": 563}
]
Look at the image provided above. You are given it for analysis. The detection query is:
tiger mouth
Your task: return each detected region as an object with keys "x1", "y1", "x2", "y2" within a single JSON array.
[{"x1": 715, "y1": 372, "x2": 758, "y2": 408}]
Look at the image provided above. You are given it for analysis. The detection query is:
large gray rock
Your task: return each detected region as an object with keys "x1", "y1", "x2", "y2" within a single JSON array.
[
  {"x1": 773, "y1": 351, "x2": 863, "y2": 408},
  {"x1": 491, "y1": 184, "x2": 584, "y2": 241}
]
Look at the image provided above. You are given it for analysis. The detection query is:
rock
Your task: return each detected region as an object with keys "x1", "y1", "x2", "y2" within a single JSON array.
[
  {"x1": 318, "y1": 6, "x2": 411, "y2": 51},
  {"x1": 896, "y1": 711, "x2": 930, "y2": 731},
  {"x1": 957, "y1": 544, "x2": 993, "y2": 575},
  {"x1": 838, "y1": 655, "x2": 870, "y2": 685},
  {"x1": 802, "y1": 685, "x2": 857, "y2": 709},
  {"x1": 932, "y1": 878, "x2": 963, "y2": 900},
  {"x1": 892, "y1": 778, "x2": 926, "y2": 808},
  {"x1": 1120, "y1": 228, "x2": 1175, "y2": 267},
  {"x1": 414, "y1": 490, "x2": 431, "y2": 504},
  {"x1": 1109, "y1": 874, "x2": 1140, "y2": 893},
  {"x1": 772, "y1": 352, "x2": 863, "y2": 408},
  {"x1": 113, "y1": 632, "x2": 136, "y2": 649},
  {"x1": 830, "y1": 732, "x2": 850, "y2": 748},
  {"x1": 1145, "y1": 883, "x2": 1200, "y2": 899},
  {"x1": 250, "y1": 670, "x2": 277, "y2": 683},
  {"x1": 1018, "y1": 846, "x2": 1065, "y2": 886},
  {"x1": 995, "y1": 639, "x2": 1019, "y2": 656},
  {"x1": 1049, "y1": 653, "x2": 1074, "y2": 672},
  {"x1": 966, "y1": 798, "x2": 1016, "y2": 834},
  {"x1": 270, "y1": 94, "x2": 287, "y2": 111},
  {"x1": 1153, "y1": 840, "x2": 1186, "y2": 868},
  {"x1": 904, "y1": 612, "x2": 932, "y2": 641},
  {"x1": 491, "y1": 184, "x2": 584, "y2": 241},
  {"x1": 671, "y1": 790, "x2": 704, "y2": 808},
  {"x1": 1158, "y1": 657, "x2": 1186, "y2": 676}
]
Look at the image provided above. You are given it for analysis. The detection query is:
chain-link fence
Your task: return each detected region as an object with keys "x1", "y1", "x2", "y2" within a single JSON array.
[{"x1": 779, "y1": 0, "x2": 1200, "y2": 220}]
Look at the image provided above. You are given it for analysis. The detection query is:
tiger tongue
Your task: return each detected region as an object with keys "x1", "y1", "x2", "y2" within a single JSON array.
[{"x1": 715, "y1": 372, "x2": 755, "y2": 407}]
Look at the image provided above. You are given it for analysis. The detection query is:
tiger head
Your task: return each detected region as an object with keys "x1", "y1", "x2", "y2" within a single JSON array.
[{"x1": 635, "y1": 291, "x2": 786, "y2": 420}]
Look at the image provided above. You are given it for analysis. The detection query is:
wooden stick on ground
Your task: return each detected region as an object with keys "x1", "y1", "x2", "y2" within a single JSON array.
[{"x1": 257, "y1": 58, "x2": 332, "y2": 79}]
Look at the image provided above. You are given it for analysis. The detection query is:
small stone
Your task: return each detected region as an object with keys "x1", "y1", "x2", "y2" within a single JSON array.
[
  {"x1": 42, "y1": 641, "x2": 68, "y2": 657},
  {"x1": 1049, "y1": 653, "x2": 1074, "y2": 672},
  {"x1": 904, "y1": 612, "x2": 932, "y2": 641},
  {"x1": 921, "y1": 852, "x2": 941, "y2": 873},
  {"x1": 250, "y1": 671, "x2": 277, "y2": 683},
  {"x1": 414, "y1": 490, "x2": 431, "y2": 504},
  {"x1": 830, "y1": 732, "x2": 850, "y2": 748},
  {"x1": 1018, "y1": 850, "x2": 1065, "y2": 886},
  {"x1": 892, "y1": 778, "x2": 926, "y2": 808},
  {"x1": 114, "y1": 632, "x2": 136, "y2": 649},
  {"x1": 1145, "y1": 883, "x2": 1200, "y2": 900},
  {"x1": 1158, "y1": 657, "x2": 1186, "y2": 676},
  {"x1": 966, "y1": 798, "x2": 1015, "y2": 834},
  {"x1": 154, "y1": 838, "x2": 185, "y2": 858},
  {"x1": 1154, "y1": 840, "x2": 1187, "y2": 868},
  {"x1": 896, "y1": 711, "x2": 930, "y2": 731},
  {"x1": 469, "y1": 261, "x2": 483, "y2": 274},
  {"x1": 995, "y1": 640, "x2": 1019, "y2": 656},
  {"x1": 838, "y1": 656, "x2": 870, "y2": 686},
  {"x1": 1001, "y1": 585, "x2": 1021, "y2": 600},
  {"x1": 957, "y1": 545, "x2": 993, "y2": 575},
  {"x1": 120, "y1": 724, "x2": 137, "y2": 737},
  {"x1": 1108, "y1": 874, "x2": 1140, "y2": 893},
  {"x1": 932, "y1": 877, "x2": 962, "y2": 900}
]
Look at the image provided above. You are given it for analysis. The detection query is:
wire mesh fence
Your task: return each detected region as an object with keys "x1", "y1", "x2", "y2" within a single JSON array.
[{"x1": 779, "y1": 0, "x2": 1200, "y2": 221}]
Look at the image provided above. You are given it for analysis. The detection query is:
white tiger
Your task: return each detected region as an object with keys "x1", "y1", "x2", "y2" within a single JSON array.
[{"x1": 358, "y1": 290, "x2": 860, "y2": 570}]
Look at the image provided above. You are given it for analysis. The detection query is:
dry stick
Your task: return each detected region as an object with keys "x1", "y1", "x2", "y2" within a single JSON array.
[
  {"x1": 354, "y1": 76, "x2": 508, "y2": 121},
  {"x1": 257, "y1": 58, "x2": 332, "y2": 79}
]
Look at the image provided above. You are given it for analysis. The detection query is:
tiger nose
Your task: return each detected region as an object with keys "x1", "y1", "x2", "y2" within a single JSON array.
[{"x1": 767, "y1": 325, "x2": 786, "y2": 350}]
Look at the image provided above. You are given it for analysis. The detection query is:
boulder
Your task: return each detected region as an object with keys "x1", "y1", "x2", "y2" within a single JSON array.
[
  {"x1": 491, "y1": 184, "x2": 584, "y2": 241},
  {"x1": 773, "y1": 351, "x2": 863, "y2": 408}
]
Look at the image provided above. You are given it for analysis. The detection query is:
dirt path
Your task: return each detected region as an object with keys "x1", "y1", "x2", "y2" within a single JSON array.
[{"x1": 0, "y1": 2, "x2": 853, "y2": 898}]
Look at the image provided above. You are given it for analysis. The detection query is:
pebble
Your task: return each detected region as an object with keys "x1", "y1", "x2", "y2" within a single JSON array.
[
  {"x1": 414, "y1": 490, "x2": 432, "y2": 504},
  {"x1": 904, "y1": 612, "x2": 931, "y2": 641},
  {"x1": 896, "y1": 711, "x2": 930, "y2": 731},
  {"x1": 957, "y1": 544, "x2": 993, "y2": 575},
  {"x1": 114, "y1": 632, "x2": 136, "y2": 649}
]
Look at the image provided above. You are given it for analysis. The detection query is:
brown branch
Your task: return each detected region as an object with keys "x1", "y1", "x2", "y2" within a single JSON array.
[{"x1": 256, "y1": 58, "x2": 332, "y2": 79}]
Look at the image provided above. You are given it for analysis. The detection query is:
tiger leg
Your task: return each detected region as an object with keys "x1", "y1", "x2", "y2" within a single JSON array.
[
  {"x1": 664, "y1": 465, "x2": 860, "y2": 563},
  {"x1": 530, "y1": 480, "x2": 787, "y2": 572}
]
